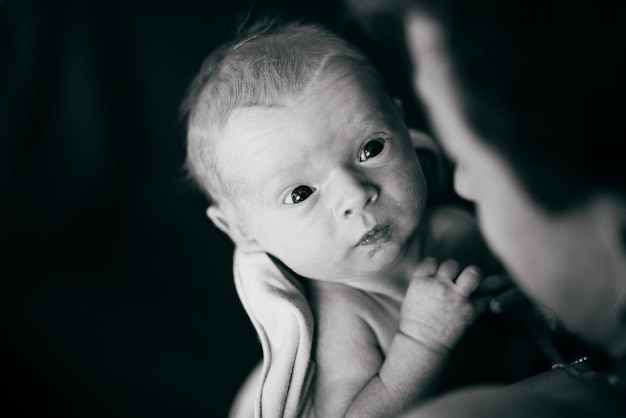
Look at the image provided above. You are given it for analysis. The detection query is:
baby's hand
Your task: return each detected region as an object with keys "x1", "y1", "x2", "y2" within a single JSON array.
[{"x1": 399, "y1": 258, "x2": 489, "y2": 353}]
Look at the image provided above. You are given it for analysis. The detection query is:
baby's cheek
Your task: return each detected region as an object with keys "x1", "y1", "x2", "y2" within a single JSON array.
[
  {"x1": 274, "y1": 231, "x2": 329, "y2": 275},
  {"x1": 252, "y1": 220, "x2": 303, "y2": 261},
  {"x1": 399, "y1": 165, "x2": 427, "y2": 210}
]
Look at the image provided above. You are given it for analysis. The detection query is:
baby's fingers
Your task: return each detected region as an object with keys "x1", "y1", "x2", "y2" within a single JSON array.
[
  {"x1": 435, "y1": 259, "x2": 460, "y2": 280},
  {"x1": 454, "y1": 265, "x2": 482, "y2": 297}
]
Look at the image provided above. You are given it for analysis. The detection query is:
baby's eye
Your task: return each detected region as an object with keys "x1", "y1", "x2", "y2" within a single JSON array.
[
  {"x1": 285, "y1": 185, "x2": 316, "y2": 204},
  {"x1": 359, "y1": 138, "x2": 385, "y2": 161}
]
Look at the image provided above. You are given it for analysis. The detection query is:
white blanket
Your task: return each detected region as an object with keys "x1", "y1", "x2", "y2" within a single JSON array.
[{"x1": 232, "y1": 249, "x2": 315, "y2": 417}]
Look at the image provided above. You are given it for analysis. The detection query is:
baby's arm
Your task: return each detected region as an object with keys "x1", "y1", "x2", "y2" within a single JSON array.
[
  {"x1": 347, "y1": 259, "x2": 487, "y2": 417},
  {"x1": 307, "y1": 259, "x2": 488, "y2": 418}
]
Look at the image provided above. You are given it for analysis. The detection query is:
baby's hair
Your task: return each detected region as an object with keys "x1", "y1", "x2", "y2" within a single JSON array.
[{"x1": 181, "y1": 17, "x2": 384, "y2": 205}]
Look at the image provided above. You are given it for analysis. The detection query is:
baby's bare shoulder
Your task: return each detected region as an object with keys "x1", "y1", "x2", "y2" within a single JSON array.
[
  {"x1": 308, "y1": 281, "x2": 399, "y2": 353},
  {"x1": 309, "y1": 281, "x2": 380, "y2": 325},
  {"x1": 308, "y1": 282, "x2": 389, "y2": 393}
]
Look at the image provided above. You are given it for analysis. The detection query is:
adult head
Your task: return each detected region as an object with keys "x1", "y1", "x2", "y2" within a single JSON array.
[{"x1": 349, "y1": 0, "x2": 626, "y2": 362}]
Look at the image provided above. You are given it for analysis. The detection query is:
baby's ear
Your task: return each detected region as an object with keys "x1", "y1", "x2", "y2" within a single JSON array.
[{"x1": 207, "y1": 205, "x2": 263, "y2": 253}]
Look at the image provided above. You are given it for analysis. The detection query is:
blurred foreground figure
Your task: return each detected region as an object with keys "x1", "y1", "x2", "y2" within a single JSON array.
[{"x1": 349, "y1": 0, "x2": 626, "y2": 416}]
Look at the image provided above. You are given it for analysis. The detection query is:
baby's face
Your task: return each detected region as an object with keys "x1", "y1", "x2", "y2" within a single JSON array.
[{"x1": 217, "y1": 67, "x2": 427, "y2": 281}]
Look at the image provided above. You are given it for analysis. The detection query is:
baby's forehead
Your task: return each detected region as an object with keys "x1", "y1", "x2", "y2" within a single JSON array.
[
  {"x1": 315, "y1": 61, "x2": 391, "y2": 99},
  {"x1": 216, "y1": 65, "x2": 401, "y2": 159}
]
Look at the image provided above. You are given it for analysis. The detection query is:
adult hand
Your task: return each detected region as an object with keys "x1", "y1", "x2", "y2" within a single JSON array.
[{"x1": 476, "y1": 273, "x2": 565, "y2": 364}]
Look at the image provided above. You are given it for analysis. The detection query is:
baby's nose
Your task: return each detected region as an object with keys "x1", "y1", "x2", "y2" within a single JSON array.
[{"x1": 330, "y1": 169, "x2": 378, "y2": 219}]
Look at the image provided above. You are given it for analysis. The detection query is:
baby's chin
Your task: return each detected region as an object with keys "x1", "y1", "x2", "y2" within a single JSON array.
[{"x1": 308, "y1": 248, "x2": 415, "y2": 283}]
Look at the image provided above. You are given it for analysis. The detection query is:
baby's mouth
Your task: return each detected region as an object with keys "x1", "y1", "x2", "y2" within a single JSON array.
[{"x1": 357, "y1": 225, "x2": 390, "y2": 246}]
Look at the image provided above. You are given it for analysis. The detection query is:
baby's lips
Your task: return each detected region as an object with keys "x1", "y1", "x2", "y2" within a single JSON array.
[{"x1": 355, "y1": 224, "x2": 389, "y2": 246}]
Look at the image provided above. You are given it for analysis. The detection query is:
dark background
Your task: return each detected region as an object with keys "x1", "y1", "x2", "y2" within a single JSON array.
[{"x1": 1, "y1": 1, "x2": 427, "y2": 416}]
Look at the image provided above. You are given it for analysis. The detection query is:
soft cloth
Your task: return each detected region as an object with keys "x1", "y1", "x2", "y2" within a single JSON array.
[{"x1": 233, "y1": 248, "x2": 315, "y2": 418}]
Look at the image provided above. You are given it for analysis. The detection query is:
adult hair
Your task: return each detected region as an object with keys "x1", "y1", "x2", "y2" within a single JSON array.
[
  {"x1": 351, "y1": 0, "x2": 626, "y2": 213},
  {"x1": 181, "y1": 18, "x2": 384, "y2": 204}
]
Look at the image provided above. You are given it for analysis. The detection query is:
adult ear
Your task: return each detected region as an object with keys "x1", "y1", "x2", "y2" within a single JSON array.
[{"x1": 206, "y1": 205, "x2": 264, "y2": 253}]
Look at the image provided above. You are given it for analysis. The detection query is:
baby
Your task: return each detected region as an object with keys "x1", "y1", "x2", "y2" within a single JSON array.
[{"x1": 183, "y1": 19, "x2": 506, "y2": 417}]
